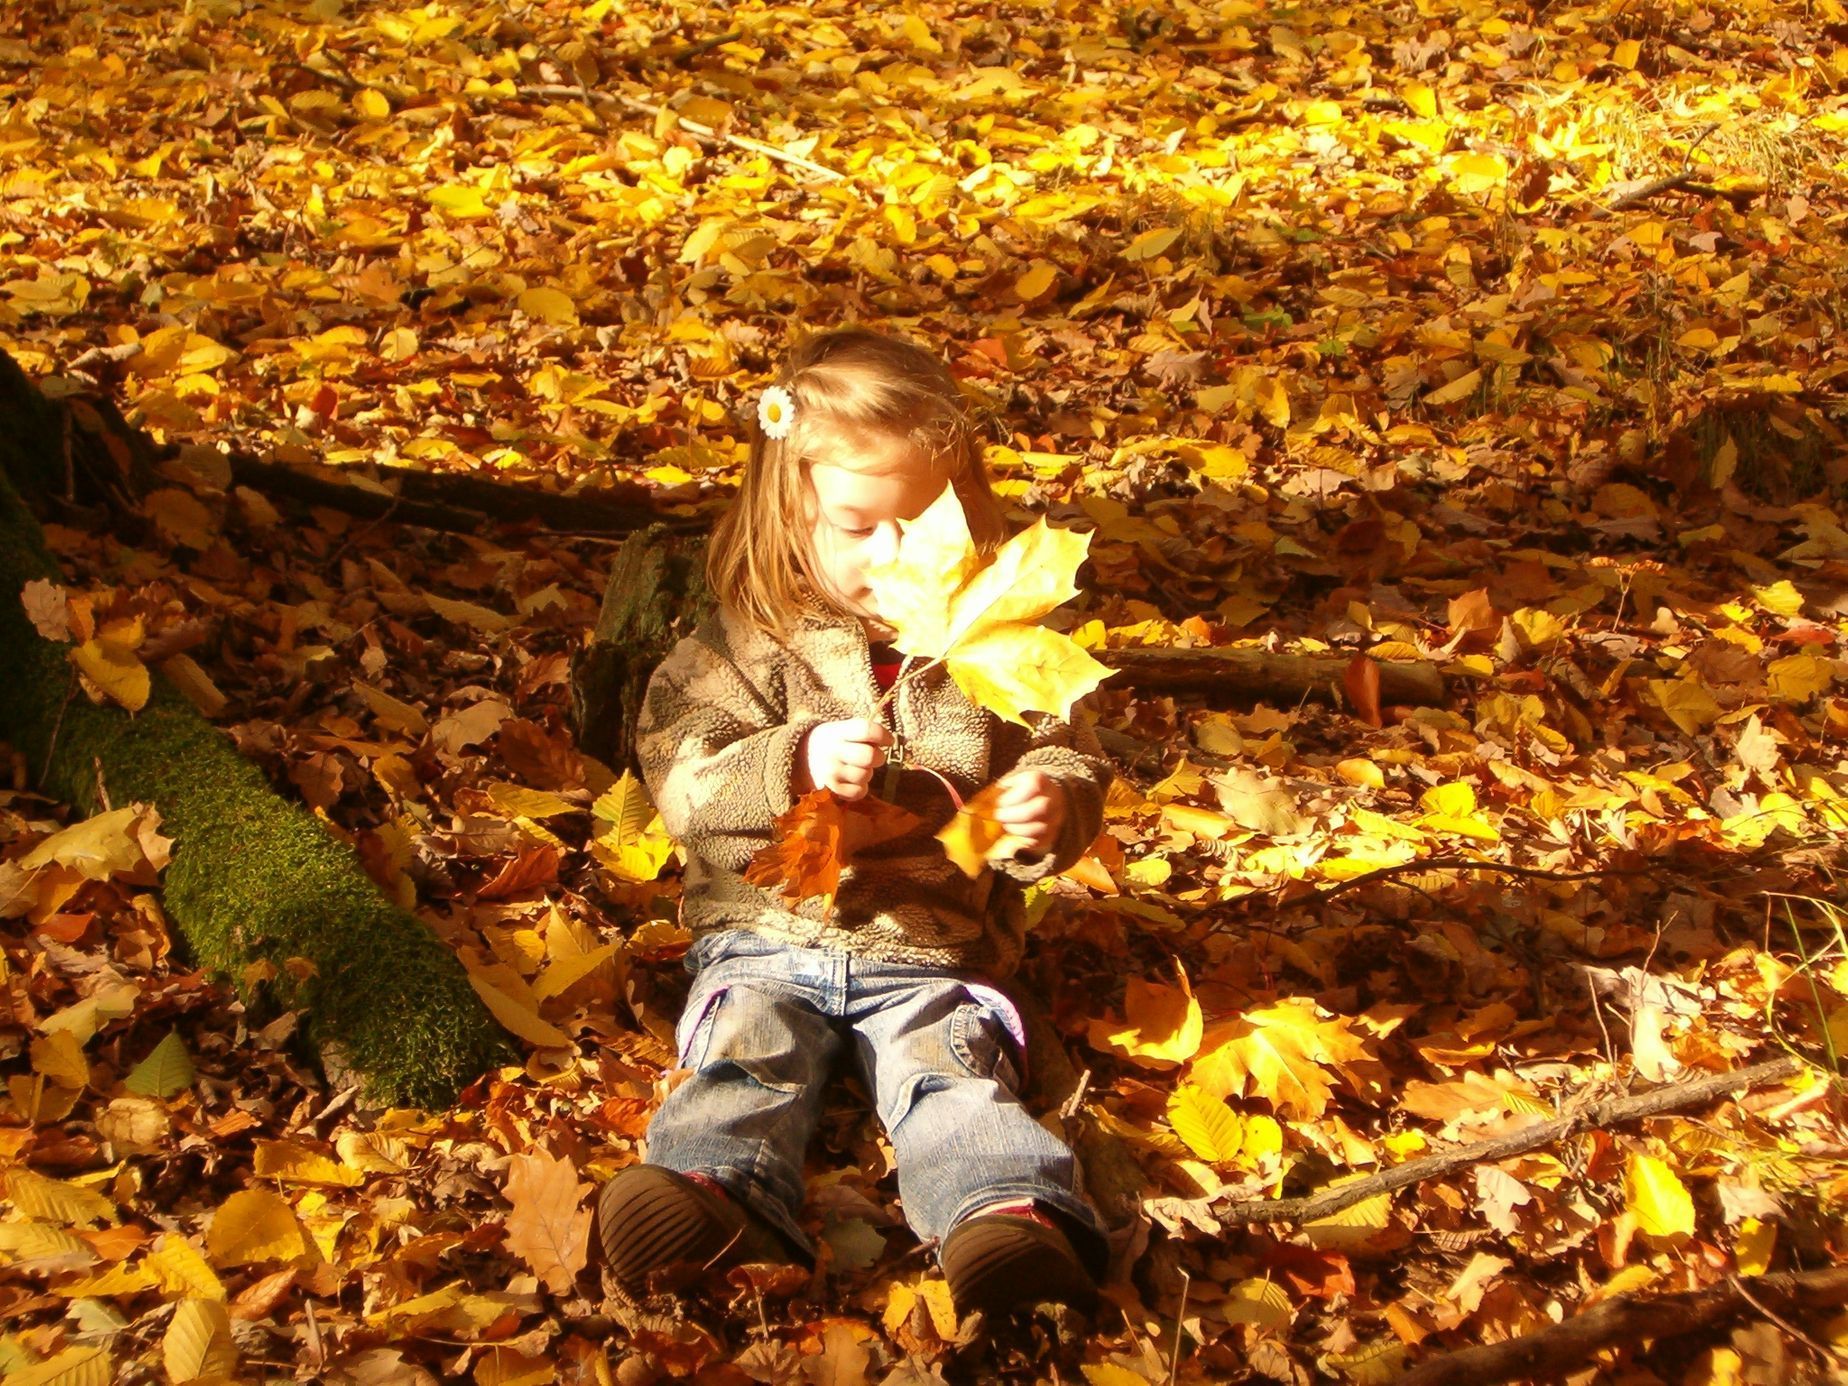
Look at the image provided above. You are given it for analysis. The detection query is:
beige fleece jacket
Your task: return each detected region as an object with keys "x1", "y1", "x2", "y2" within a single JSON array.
[{"x1": 636, "y1": 602, "x2": 1110, "y2": 976}]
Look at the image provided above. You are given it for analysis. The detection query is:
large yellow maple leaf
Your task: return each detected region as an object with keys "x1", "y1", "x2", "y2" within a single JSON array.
[
  {"x1": 1189, "y1": 999, "x2": 1373, "y2": 1121},
  {"x1": 866, "y1": 484, "x2": 1111, "y2": 724}
]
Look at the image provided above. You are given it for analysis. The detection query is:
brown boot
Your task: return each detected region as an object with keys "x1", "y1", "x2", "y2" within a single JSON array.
[
  {"x1": 939, "y1": 1210, "x2": 1099, "y2": 1316},
  {"x1": 596, "y1": 1166, "x2": 789, "y2": 1295}
]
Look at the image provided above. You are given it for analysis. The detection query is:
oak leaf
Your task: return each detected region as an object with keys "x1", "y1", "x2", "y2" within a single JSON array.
[{"x1": 502, "y1": 1148, "x2": 591, "y2": 1295}]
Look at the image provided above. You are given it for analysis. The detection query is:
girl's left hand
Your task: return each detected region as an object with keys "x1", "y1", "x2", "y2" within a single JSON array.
[{"x1": 990, "y1": 770, "x2": 1067, "y2": 858}]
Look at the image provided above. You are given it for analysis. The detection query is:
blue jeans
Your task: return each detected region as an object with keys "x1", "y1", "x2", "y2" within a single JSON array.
[{"x1": 643, "y1": 930, "x2": 1106, "y2": 1272}]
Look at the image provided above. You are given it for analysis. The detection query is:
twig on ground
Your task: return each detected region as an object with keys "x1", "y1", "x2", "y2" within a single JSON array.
[
  {"x1": 1219, "y1": 1055, "x2": 1806, "y2": 1227},
  {"x1": 1397, "y1": 1265, "x2": 1848, "y2": 1386}
]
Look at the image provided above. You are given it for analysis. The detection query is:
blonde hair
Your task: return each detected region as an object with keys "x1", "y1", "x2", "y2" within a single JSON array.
[{"x1": 709, "y1": 327, "x2": 1007, "y2": 634}]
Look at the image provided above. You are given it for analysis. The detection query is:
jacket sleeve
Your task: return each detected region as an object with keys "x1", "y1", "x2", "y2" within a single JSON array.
[
  {"x1": 635, "y1": 620, "x2": 825, "y2": 874},
  {"x1": 987, "y1": 708, "x2": 1113, "y2": 884}
]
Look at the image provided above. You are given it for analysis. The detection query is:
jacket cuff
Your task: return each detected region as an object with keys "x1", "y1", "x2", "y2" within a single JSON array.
[{"x1": 991, "y1": 772, "x2": 1104, "y2": 884}]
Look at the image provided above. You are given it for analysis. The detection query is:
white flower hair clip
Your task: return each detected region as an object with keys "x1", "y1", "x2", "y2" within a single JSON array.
[{"x1": 758, "y1": 384, "x2": 795, "y2": 440}]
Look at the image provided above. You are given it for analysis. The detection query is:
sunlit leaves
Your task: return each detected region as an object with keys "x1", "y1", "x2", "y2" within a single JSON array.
[{"x1": 866, "y1": 484, "x2": 1111, "y2": 724}]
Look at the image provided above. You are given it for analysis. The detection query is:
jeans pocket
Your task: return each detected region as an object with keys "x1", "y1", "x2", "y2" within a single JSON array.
[{"x1": 948, "y1": 987, "x2": 1025, "y2": 1093}]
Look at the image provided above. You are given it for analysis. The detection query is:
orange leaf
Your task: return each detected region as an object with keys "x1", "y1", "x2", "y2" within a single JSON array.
[
  {"x1": 502, "y1": 1148, "x2": 591, "y2": 1294},
  {"x1": 744, "y1": 789, "x2": 921, "y2": 909}
]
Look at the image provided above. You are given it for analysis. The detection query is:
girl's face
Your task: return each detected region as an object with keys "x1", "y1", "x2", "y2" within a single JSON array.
[{"x1": 805, "y1": 428, "x2": 942, "y2": 631}]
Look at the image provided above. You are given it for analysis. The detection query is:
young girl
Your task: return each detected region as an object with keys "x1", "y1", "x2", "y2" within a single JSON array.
[{"x1": 598, "y1": 328, "x2": 1111, "y2": 1315}]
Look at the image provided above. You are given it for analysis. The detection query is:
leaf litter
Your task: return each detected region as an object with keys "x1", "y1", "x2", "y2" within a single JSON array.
[{"x1": 3, "y1": 0, "x2": 1848, "y2": 1381}]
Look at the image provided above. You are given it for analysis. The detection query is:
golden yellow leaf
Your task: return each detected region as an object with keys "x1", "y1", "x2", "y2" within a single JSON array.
[
  {"x1": 469, "y1": 974, "x2": 573, "y2": 1049},
  {"x1": 164, "y1": 1297, "x2": 237, "y2": 1382},
  {"x1": 253, "y1": 1139, "x2": 365, "y2": 1187},
  {"x1": 947, "y1": 623, "x2": 1114, "y2": 726},
  {"x1": 1191, "y1": 1000, "x2": 1368, "y2": 1121},
  {"x1": 21, "y1": 806, "x2": 149, "y2": 880},
  {"x1": 936, "y1": 781, "x2": 1019, "y2": 878},
  {"x1": 1336, "y1": 758, "x2": 1384, "y2": 788},
  {"x1": 1081, "y1": 1367, "x2": 1155, "y2": 1386},
  {"x1": 1734, "y1": 1217, "x2": 1774, "y2": 1276},
  {"x1": 1626, "y1": 1152, "x2": 1695, "y2": 1238},
  {"x1": 1221, "y1": 1277, "x2": 1294, "y2": 1330},
  {"x1": 428, "y1": 184, "x2": 491, "y2": 218},
  {"x1": 531, "y1": 942, "x2": 619, "y2": 1001},
  {"x1": 1301, "y1": 1189, "x2": 1392, "y2": 1250},
  {"x1": 1767, "y1": 653, "x2": 1835, "y2": 703},
  {"x1": 1122, "y1": 227, "x2": 1181, "y2": 262},
  {"x1": 1088, "y1": 967, "x2": 1203, "y2": 1068},
  {"x1": 71, "y1": 627, "x2": 150, "y2": 713},
  {"x1": 1015, "y1": 261, "x2": 1058, "y2": 300},
  {"x1": 30, "y1": 1031, "x2": 88, "y2": 1088},
  {"x1": 590, "y1": 771, "x2": 675, "y2": 883},
  {"x1": 206, "y1": 1189, "x2": 306, "y2": 1267},
  {"x1": 1649, "y1": 678, "x2": 1723, "y2": 735},
  {"x1": 1424, "y1": 368, "x2": 1482, "y2": 407},
  {"x1": 7, "y1": 1168, "x2": 117, "y2": 1227},
  {"x1": 353, "y1": 87, "x2": 391, "y2": 119},
  {"x1": 502, "y1": 1148, "x2": 592, "y2": 1294},
  {"x1": 351, "y1": 681, "x2": 429, "y2": 736},
  {"x1": 3, "y1": 1346, "x2": 113, "y2": 1386},
  {"x1": 1167, "y1": 1084, "x2": 1242, "y2": 1163},
  {"x1": 517, "y1": 286, "x2": 578, "y2": 326},
  {"x1": 425, "y1": 593, "x2": 514, "y2": 634},
  {"x1": 145, "y1": 487, "x2": 217, "y2": 550},
  {"x1": 149, "y1": 1233, "x2": 226, "y2": 1301}
]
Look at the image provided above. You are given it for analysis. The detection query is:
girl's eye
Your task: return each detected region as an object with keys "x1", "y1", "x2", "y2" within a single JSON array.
[{"x1": 842, "y1": 526, "x2": 875, "y2": 538}]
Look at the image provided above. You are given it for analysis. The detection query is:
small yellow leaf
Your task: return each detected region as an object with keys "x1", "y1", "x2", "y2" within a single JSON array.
[
  {"x1": 428, "y1": 184, "x2": 491, "y2": 218},
  {"x1": 7, "y1": 1168, "x2": 116, "y2": 1227},
  {"x1": 425, "y1": 593, "x2": 514, "y2": 634},
  {"x1": 71, "y1": 630, "x2": 150, "y2": 712},
  {"x1": 470, "y1": 974, "x2": 573, "y2": 1049},
  {"x1": 1302, "y1": 1190, "x2": 1392, "y2": 1250},
  {"x1": 206, "y1": 1189, "x2": 307, "y2": 1267},
  {"x1": 1424, "y1": 368, "x2": 1482, "y2": 407},
  {"x1": 1626, "y1": 1152, "x2": 1695, "y2": 1238},
  {"x1": 1089, "y1": 967, "x2": 1203, "y2": 1068},
  {"x1": 1336, "y1": 758, "x2": 1384, "y2": 788},
  {"x1": 1751, "y1": 580, "x2": 1805, "y2": 617},
  {"x1": 146, "y1": 488, "x2": 218, "y2": 550},
  {"x1": 936, "y1": 781, "x2": 1021, "y2": 878},
  {"x1": 1122, "y1": 226, "x2": 1181, "y2": 262},
  {"x1": 148, "y1": 1233, "x2": 227, "y2": 1301},
  {"x1": 1767, "y1": 653, "x2": 1835, "y2": 703},
  {"x1": 351, "y1": 681, "x2": 430, "y2": 736},
  {"x1": 1015, "y1": 261, "x2": 1058, "y2": 300},
  {"x1": 2, "y1": 1347, "x2": 113, "y2": 1386},
  {"x1": 164, "y1": 1297, "x2": 237, "y2": 1382},
  {"x1": 353, "y1": 87, "x2": 391, "y2": 119},
  {"x1": 1167, "y1": 1084, "x2": 1243, "y2": 1163},
  {"x1": 1735, "y1": 1217, "x2": 1774, "y2": 1276},
  {"x1": 253, "y1": 1139, "x2": 364, "y2": 1188},
  {"x1": 1222, "y1": 1276, "x2": 1294, "y2": 1330},
  {"x1": 531, "y1": 942, "x2": 619, "y2": 1001},
  {"x1": 517, "y1": 286, "x2": 578, "y2": 326}
]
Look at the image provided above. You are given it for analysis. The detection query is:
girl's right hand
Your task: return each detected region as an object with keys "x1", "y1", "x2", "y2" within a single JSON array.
[{"x1": 798, "y1": 718, "x2": 894, "y2": 801}]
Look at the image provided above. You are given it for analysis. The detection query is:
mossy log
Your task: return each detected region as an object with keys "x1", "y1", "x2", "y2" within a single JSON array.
[{"x1": 0, "y1": 352, "x2": 513, "y2": 1107}]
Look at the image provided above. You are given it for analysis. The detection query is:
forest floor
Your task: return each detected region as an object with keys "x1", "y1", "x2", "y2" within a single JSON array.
[{"x1": 4, "y1": 0, "x2": 1848, "y2": 1382}]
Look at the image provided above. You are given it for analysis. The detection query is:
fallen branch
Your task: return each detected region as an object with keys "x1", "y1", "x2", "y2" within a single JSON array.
[
  {"x1": 1311, "y1": 854, "x2": 1649, "y2": 903},
  {"x1": 1602, "y1": 169, "x2": 1724, "y2": 211},
  {"x1": 1398, "y1": 1265, "x2": 1848, "y2": 1386},
  {"x1": 1098, "y1": 645, "x2": 1444, "y2": 708},
  {"x1": 1220, "y1": 1055, "x2": 1806, "y2": 1227},
  {"x1": 516, "y1": 85, "x2": 844, "y2": 182}
]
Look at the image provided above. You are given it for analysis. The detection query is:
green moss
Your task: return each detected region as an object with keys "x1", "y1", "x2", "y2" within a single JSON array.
[{"x1": 0, "y1": 461, "x2": 514, "y2": 1108}]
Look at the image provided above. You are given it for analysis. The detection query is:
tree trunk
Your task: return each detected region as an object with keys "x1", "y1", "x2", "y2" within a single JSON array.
[{"x1": 0, "y1": 354, "x2": 513, "y2": 1108}]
